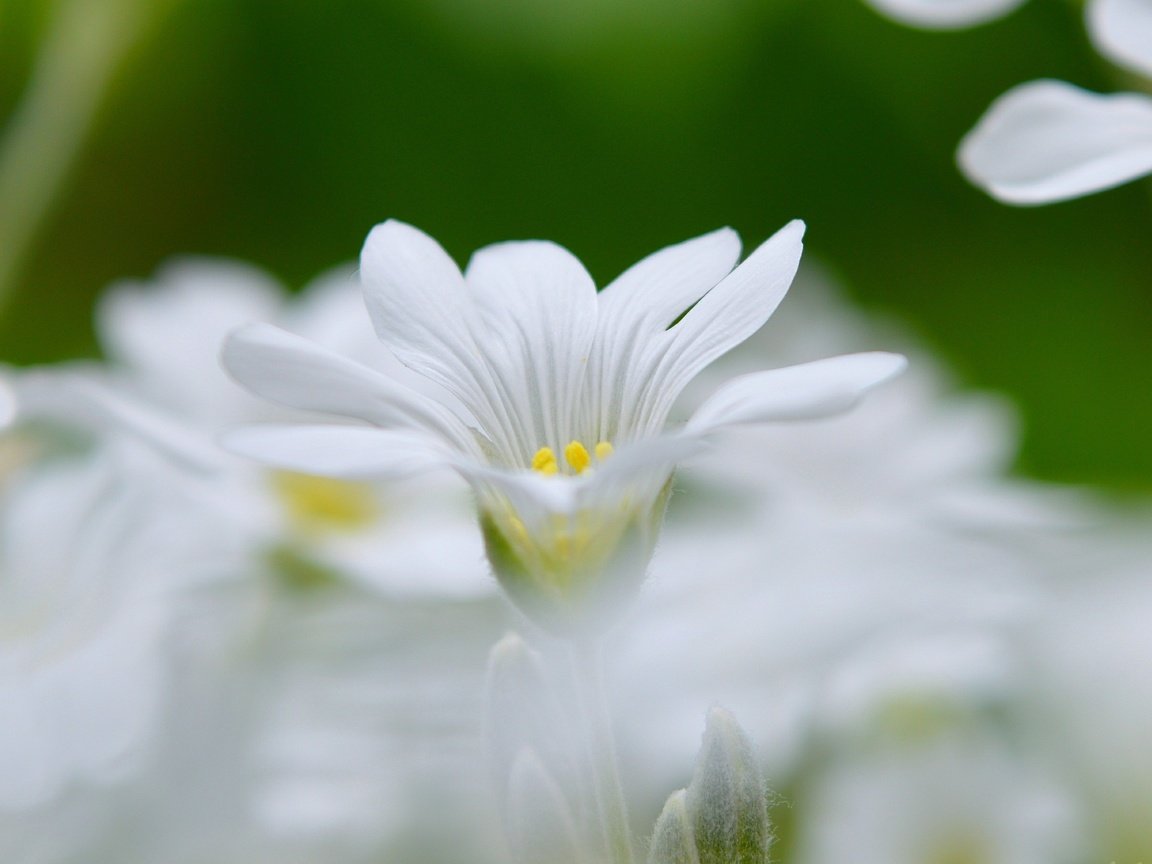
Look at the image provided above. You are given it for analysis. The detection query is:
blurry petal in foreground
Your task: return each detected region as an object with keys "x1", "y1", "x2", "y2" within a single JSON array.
[
  {"x1": 958, "y1": 80, "x2": 1152, "y2": 204},
  {"x1": 862, "y1": 0, "x2": 1027, "y2": 30},
  {"x1": 1087, "y1": 0, "x2": 1152, "y2": 80}
]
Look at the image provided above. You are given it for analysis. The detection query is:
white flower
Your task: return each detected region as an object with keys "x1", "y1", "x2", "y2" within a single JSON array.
[
  {"x1": 0, "y1": 450, "x2": 172, "y2": 815},
  {"x1": 793, "y1": 739, "x2": 1084, "y2": 864},
  {"x1": 959, "y1": 0, "x2": 1152, "y2": 203},
  {"x1": 607, "y1": 272, "x2": 1083, "y2": 793},
  {"x1": 38, "y1": 259, "x2": 488, "y2": 598},
  {"x1": 222, "y1": 220, "x2": 906, "y2": 629}
]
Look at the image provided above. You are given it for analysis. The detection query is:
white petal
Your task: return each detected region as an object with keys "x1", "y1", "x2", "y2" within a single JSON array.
[
  {"x1": 95, "y1": 258, "x2": 282, "y2": 421},
  {"x1": 221, "y1": 323, "x2": 474, "y2": 450},
  {"x1": 959, "y1": 80, "x2": 1152, "y2": 204},
  {"x1": 1088, "y1": 0, "x2": 1152, "y2": 79},
  {"x1": 630, "y1": 220, "x2": 806, "y2": 434},
  {"x1": 0, "y1": 373, "x2": 14, "y2": 427},
  {"x1": 465, "y1": 240, "x2": 598, "y2": 459},
  {"x1": 862, "y1": 0, "x2": 1026, "y2": 29},
  {"x1": 360, "y1": 221, "x2": 487, "y2": 398},
  {"x1": 15, "y1": 369, "x2": 225, "y2": 473},
  {"x1": 589, "y1": 228, "x2": 742, "y2": 442},
  {"x1": 222, "y1": 425, "x2": 452, "y2": 478},
  {"x1": 598, "y1": 228, "x2": 742, "y2": 332},
  {"x1": 685, "y1": 352, "x2": 908, "y2": 435}
]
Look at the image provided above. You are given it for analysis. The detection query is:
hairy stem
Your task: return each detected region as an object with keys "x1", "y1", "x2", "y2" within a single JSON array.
[{"x1": 571, "y1": 639, "x2": 636, "y2": 864}]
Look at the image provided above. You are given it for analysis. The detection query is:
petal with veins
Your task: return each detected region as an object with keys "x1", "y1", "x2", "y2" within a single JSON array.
[
  {"x1": 464, "y1": 240, "x2": 599, "y2": 461},
  {"x1": 590, "y1": 228, "x2": 742, "y2": 443},
  {"x1": 959, "y1": 80, "x2": 1152, "y2": 204},
  {"x1": 222, "y1": 323, "x2": 476, "y2": 451},
  {"x1": 685, "y1": 352, "x2": 908, "y2": 435},
  {"x1": 633, "y1": 220, "x2": 806, "y2": 434}
]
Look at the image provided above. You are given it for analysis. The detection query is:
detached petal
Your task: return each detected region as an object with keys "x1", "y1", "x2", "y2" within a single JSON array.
[
  {"x1": 465, "y1": 240, "x2": 598, "y2": 459},
  {"x1": 222, "y1": 323, "x2": 475, "y2": 451},
  {"x1": 959, "y1": 80, "x2": 1152, "y2": 204},
  {"x1": 1088, "y1": 0, "x2": 1152, "y2": 80},
  {"x1": 632, "y1": 220, "x2": 806, "y2": 434},
  {"x1": 685, "y1": 352, "x2": 907, "y2": 435},
  {"x1": 222, "y1": 425, "x2": 452, "y2": 478},
  {"x1": 862, "y1": 0, "x2": 1026, "y2": 29}
]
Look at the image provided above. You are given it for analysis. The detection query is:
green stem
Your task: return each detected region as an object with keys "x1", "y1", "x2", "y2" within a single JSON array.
[
  {"x1": 571, "y1": 639, "x2": 636, "y2": 864},
  {"x1": 0, "y1": 0, "x2": 165, "y2": 322}
]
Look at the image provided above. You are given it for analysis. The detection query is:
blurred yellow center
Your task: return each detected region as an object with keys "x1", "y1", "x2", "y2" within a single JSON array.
[
  {"x1": 531, "y1": 440, "x2": 613, "y2": 476},
  {"x1": 271, "y1": 471, "x2": 378, "y2": 533}
]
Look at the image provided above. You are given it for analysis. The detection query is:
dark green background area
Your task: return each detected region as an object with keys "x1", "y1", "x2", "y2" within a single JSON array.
[{"x1": 2, "y1": 0, "x2": 1150, "y2": 491}]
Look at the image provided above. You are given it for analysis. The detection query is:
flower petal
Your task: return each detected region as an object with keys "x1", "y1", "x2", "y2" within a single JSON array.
[
  {"x1": 861, "y1": 0, "x2": 1026, "y2": 29},
  {"x1": 0, "y1": 373, "x2": 14, "y2": 427},
  {"x1": 685, "y1": 352, "x2": 908, "y2": 435},
  {"x1": 1088, "y1": 0, "x2": 1152, "y2": 80},
  {"x1": 588, "y1": 228, "x2": 742, "y2": 442},
  {"x1": 95, "y1": 258, "x2": 282, "y2": 422},
  {"x1": 221, "y1": 323, "x2": 476, "y2": 451},
  {"x1": 958, "y1": 80, "x2": 1152, "y2": 204},
  {"x1": 13, "y1": 368, "x2": 225, "y2": 473},
  {"x1": 629, "y1": 220, "x2": 806, "y2": 435},
  {"x1": 464, "y1": 239, "x2": 599, "y2": 461},
  {"x1": 222, "y1": 425, "x2": 452, "y2": 478},
  {"x1": 360, "y1": 220, "x2": 492, "y2": 405}
]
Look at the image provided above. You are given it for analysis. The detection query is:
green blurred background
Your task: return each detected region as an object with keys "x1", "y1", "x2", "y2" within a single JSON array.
[{"x1": 2, "y1": 0, "x2": 1150, "y2": 491}]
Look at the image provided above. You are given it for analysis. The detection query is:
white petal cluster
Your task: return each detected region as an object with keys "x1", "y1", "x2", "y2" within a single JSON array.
[{"x1": 1, "y1": 233, "x2": 1146, "y2": 863}]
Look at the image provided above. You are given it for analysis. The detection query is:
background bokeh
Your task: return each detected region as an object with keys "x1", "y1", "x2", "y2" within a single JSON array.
[{"x1": 2, "y1": 0, "x2": 1151, "y2": 491}]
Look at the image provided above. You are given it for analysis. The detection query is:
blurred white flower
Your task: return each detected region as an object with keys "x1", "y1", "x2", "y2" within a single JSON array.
[
  {"x1": 610, "y1": 271, "x2": 1084, "y2": 797},
  {"x1": 793, "y1": 739, "x2": 1084, "y2": 864},
  {"x1": 959, "y1": 0, "x2": 1152, "y2": 203},
  {"x1": 222, "y1": 220, "x2": 904, "y2": 630},
  {"x1": 861, "y1": 0, "x2": 1026, "y2": 30},
  {"x1": 1026, "y1": 535, "x2": 1152, "y2": 858},
  {"x1": 82, "y1": 258, "x2": 489, "y2": 598},
  {"x1": 0, "y1": 450, "x2": 173, "y2": 816}
]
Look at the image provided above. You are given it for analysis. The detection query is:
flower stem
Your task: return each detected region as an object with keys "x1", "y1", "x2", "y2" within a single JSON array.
[
  {"x1": 570, "y1": 639, "x2": 636, "y2": 864},
  {"x1": 0, "y1": 0, "x2": 170, "y2": 322}
]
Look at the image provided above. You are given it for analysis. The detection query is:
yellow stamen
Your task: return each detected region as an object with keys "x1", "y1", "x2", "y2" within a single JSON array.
[
  {"x1": 565, "y1": 440, "x2": 592, "y2": 474},
  {"x1": 532, "y1": 446, "x2": 558, "y2": 475},
  {"x1": 594, "y1": 441, "x2": 614, "y2": 462}
]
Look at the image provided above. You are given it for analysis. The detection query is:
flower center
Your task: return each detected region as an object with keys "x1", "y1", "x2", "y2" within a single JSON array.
[
  {"x1": 271, "y1": 471, "x2": 379, "y2": 534},
  {"x1": 531, "y1": 440, "x2": 614, "y2": 476}
]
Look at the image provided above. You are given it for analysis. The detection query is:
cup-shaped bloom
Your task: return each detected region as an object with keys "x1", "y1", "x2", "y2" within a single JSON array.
[{"x1": 223, "y1": 221, "x2": 905, "y2": 632}]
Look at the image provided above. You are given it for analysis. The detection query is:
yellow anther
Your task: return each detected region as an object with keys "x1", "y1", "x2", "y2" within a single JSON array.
[
  {"x1": 532, "y1": 447, "x2": 558, "y2": 475},
  {"x1": 565, "y1": 441, "x2": 592, "y2": 474},
  {"x1": 594, "y1": 441, "x2": 614, "y2": 462}
]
